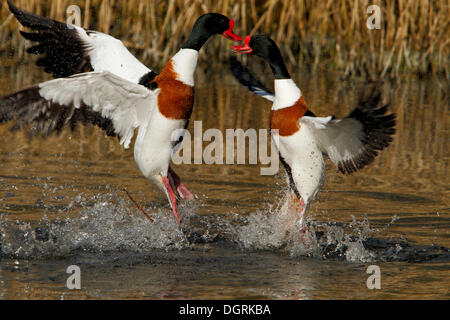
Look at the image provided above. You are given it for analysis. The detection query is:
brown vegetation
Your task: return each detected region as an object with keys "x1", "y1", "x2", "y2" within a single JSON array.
[{"x1": 0, "y1": 0, "x2": 448, "y2": 78}]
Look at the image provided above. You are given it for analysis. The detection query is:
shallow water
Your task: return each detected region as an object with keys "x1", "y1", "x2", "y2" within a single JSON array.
[{"x1": 0, "y1": 58, "x2": 448, "y2": 299}]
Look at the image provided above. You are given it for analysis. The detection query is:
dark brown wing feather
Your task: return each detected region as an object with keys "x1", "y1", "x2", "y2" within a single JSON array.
[
  {"x1": 0, "y1": 86, "x2": 116, "y2": 138},
  {"x1": 8, "y1": 0, "x2": 92, "y2": 78}
]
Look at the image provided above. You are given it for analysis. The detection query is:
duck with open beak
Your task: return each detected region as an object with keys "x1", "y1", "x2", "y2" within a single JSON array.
[
  {"x1": 231, "y1": 35, "x2": 253, "y2": 53},
  {"x1": 222, "y1": 19, "x2": 243, "y2": 41},
  {"x1": 230, "y1": 34, "x2": 395, "y2": 233}
]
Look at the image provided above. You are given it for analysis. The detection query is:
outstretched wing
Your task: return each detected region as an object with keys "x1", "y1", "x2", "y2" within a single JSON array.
[
  {"x1": 301, "y1": 87, "x2": 396, "y2": 174},
  {"x1": 229, "y1": 56, "x2": 274, "y2": 101},
  {"x1": 8, "y1": 0, "x2": 151, "y2": 82},
  {"x1": 0, "y1": 71, "x2": 159, "y2": 149}
]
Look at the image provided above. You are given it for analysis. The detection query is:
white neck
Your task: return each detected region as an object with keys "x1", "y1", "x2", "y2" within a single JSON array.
[
  {"x1": 171, "y1": 48, "x2": 198, "y2": 86},
  {"x1": 272, "y1": 79, "x2": 302, "y2": 110}
]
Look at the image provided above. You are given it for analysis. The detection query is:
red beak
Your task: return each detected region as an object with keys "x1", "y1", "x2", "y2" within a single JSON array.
[
  {"x1": 231, "y1": 35, "x2": 252, "y2": 53},
  {"x1": 222, "y1": 19, "x2": 242, "y2": 41}
]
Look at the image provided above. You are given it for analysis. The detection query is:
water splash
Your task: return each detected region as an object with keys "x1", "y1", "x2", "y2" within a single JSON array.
[
  {"x1": 231, "y1": 205, "x2": 449, "y2": 263},
  {"x1": 232, "y1": 207, "x2": 376, "y2": 262},
  {"x1": 0, "y1": 192, "x2": 448, "y2": 263},
  {"x1": 228, "y1": 193, "x2": 370, "y2": 261},
  {"x1": 0, "y1": 192, "x2": 194, "y2": 258}
]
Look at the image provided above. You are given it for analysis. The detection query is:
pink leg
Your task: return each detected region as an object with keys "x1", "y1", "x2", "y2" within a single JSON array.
[
  {"x1": 168, "y1": 167, "x2": 195, "y2": 200},
  {"x1": 288, "y1": 194, "x2": 305, "y2": 223},
  {"x1": 287, "y1": 195, "x2": 310, "y2": 241},
  {"x1": 162, "y1": 176, "x2": 181, "y2": 223},
  {"x1": 298, "y1": 198, "x2": 306, "y2": 225}
]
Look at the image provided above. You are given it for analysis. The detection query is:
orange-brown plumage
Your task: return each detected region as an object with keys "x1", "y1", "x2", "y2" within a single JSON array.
[
  {"x1": 270, "y1": 96, "x2": 309, "y2": 136},
  {"x1": 151, "y1": 60, "x2": 194, "y2": 120}
]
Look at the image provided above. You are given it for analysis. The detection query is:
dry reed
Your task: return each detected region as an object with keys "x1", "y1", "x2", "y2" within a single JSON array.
[{"x1": 0, "y1": 0, "x2": 449, "y2": 79}]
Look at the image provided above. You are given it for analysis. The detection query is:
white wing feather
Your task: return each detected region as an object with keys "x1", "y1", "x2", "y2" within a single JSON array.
[
  {"x1": 73, "y1": 26, "x2": 152, "y2": 83},
  {"x1": 300, "y1": 116, "x2": 365, "y2": 167},
  {"x1": 38, "y1": 71, "x2": 159, "y2": 148}
]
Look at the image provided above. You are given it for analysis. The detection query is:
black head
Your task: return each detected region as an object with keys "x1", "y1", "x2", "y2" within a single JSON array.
[
  {"x1": 182, "y1": 13, "x2": 242, "y2": 51},
  {"x1": 232, "y1": 35, "x2": 290, "y2": 79}
]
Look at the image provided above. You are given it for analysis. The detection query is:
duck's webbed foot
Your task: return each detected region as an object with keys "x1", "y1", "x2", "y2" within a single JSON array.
[
  {"x1": 168, "y1": 166, "x2": 195, "y2": 201},
  {"x1": 276, "y1": 191, "x2": 308, "y2": 238},
  {"x1": 161, "y1": 175, "x2": 181, "y2": 223}
]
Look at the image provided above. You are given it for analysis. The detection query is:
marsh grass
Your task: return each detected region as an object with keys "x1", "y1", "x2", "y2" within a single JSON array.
[{"x1": 0, "y1": 0, "x2": 449, "y2": 78}]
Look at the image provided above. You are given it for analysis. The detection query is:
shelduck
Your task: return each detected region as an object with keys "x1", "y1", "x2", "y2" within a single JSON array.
[
  {"x1": 0, "y1": 1, "x2": 242, "y2": 224},
  {"x1": 231, "y1": 35, "x2": 396, "y2": 226}
]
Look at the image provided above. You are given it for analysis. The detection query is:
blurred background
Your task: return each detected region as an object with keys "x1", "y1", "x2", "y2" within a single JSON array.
[{"x1": 0, "y1": 0, "x2": 448, "y2": 79}]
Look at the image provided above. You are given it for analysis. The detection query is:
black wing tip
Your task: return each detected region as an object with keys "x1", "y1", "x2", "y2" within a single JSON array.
[
  {"x1": 0, "y1": 86, "x2": 118, "y2": 139},
  {"x1": 7, "y1": 0, "x2": 17, "y2": 13},
  {"x1": 8, "y1": 0, "x2": 34, "y2": 29},
  {"x1": 8, "y1": 0, "x2": 65, "y2": 31},
  {"x1": 138, "y1": 71, "x2": 159, "y2": 89},
  {"x1": 8, "y1": 0, "x2": 38, "y2": 28},
  {"x1": 11, "y1": 4, "x2": 93, "y2": 78},
  {"x1": 0, "y1": 86, "x2": 40, "y2": 129},
  {"x1": 229, "y1": 55, "x2": 253, "y2": 87},
  {"x1": 229, "y1": 55, "x2": 274, "y2": 98},
  {"x1": 340, "y1": 87, "x2": 396, "y2": 175},
  {"x1": 229, "y1": 55, "x2": 262, "y2": 88},
  {"x1": 337, "y1": 149, "x2": 378, "y2": 175}
]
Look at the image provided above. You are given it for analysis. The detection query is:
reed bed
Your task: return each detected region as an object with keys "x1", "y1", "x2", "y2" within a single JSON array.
[{"x1": 0, "y1": 0, "x2": 449, "y2": 79}]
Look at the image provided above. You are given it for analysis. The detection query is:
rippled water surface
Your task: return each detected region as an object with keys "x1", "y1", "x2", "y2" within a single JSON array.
[{"x1": 0, "y1": 59, "x2": 448, "y2": 299}]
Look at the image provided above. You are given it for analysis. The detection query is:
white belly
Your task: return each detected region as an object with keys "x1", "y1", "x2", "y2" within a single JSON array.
[
  {"x1": 274, "y1": 126, "x2": 326, "y2": 203},
  {"x1": 134, "y1": 111, "x2": 185, "y2": 178}
]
